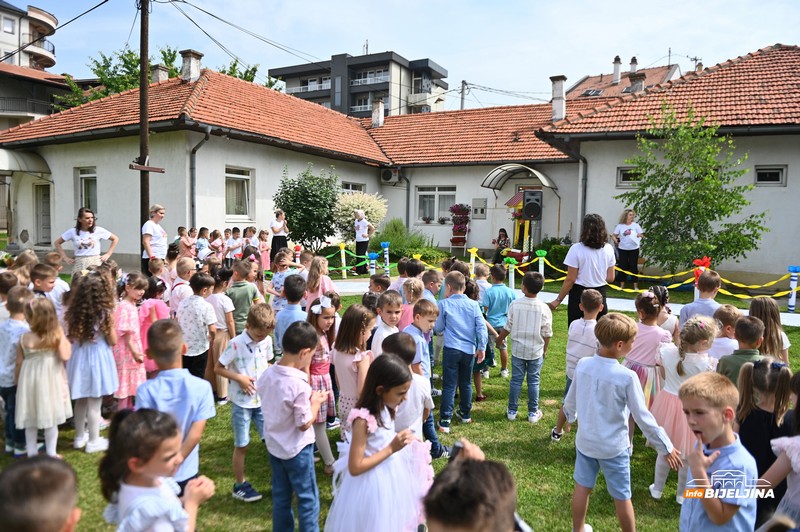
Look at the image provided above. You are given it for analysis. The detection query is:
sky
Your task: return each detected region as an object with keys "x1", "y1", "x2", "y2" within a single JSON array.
[{"x1": 20, "y1": 0, "x2": 800, "y2": 110}]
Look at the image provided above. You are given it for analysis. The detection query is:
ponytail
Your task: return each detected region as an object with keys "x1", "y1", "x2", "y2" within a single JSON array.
[
  {"x1": 736, "y1": 362, "x2": 756, "y2": 425},
  {"x1": 772, "y1": 364, "x2": 793, "y2": 427},
  {"x1": 736, "y1": 357, "x2": 793, "y2": 426},
  {"x1": 676, "y1": 342, "x2": 687, "y2": 377}
]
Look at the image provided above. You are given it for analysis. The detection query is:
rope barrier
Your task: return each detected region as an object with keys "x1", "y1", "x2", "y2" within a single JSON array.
[
  {"x1": 613, "y1": 266, "x2": 694, "y2": 279},
  {"x1": 717, "y1": 274, "x2": 791, "y2": 289}
]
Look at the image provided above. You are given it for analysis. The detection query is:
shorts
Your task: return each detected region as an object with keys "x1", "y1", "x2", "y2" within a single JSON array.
[
  {"x1": 487, "y1": 329, "x2": 507, "y2": 350},
  {"x1": 573, "y1": 448, "x2": 631, "y2": 500},
  {"x1": 563, "y1": 375, "x2": 573, "y2": 401},
  {"x1": 231, "y1": 403, "x2": 264, "y2": 448}
]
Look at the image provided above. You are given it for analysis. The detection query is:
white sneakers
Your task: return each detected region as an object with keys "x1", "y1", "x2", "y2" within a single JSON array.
[
  {"x1": 73, "y1": 435, "x2": 88, "y2": 450},
  {"x1": 85, "y1": 437, "x2": 109, "y2": 453},
  {"x1": 528, "y1": 410, "x2": 543, "y2": 424},
  {"x1": 500, "y1": 369, "x2": 509, "y2": 378}
]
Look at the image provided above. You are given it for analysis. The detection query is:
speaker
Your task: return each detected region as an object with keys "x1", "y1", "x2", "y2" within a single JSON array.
[{"x1": 522, "y1": 190, "x2": 542, "y2": 221}]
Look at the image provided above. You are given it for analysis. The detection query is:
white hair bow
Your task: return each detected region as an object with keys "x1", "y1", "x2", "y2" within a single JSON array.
[{"x1": 311, "y1": 295, "x2": 332, "y2": 315}]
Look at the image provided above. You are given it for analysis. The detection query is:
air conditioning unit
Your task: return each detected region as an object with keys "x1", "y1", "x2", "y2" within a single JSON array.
[
  {"x1": 420, "y1": 105, "x2": 432, "y2": 113},
  {"x1": 380, "y1": 168, "x2": 401, "y2": 184}
]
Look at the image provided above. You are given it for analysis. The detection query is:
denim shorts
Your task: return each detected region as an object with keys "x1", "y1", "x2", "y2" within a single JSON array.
[
  {"x1": 563, "y1": 375, "x2": 573, "y2": 401},
  {"x1": 231, "y1": 403, "x2": 264, "y2": 448},
  {"x1": 573, "y1": 448, "x2": 631, "y2": 500}
]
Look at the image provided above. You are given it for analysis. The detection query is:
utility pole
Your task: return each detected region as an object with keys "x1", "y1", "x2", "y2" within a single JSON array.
[
  {"x1": 139, "y1": 0, "x2": 150, "y2": 247},
  {"x1": 460, "y1": 80, "x2": 466, "y2": 110}
]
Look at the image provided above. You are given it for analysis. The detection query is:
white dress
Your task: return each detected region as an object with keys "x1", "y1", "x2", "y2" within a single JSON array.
[
  {"x1": 15, "y1": 344, "x2": 72, "y2": 429},
  {"x1": 770, "y1": 436, "x2": 800, "y2": 523},
  {"x1": 325, "y1": 407, "x2": 433, "y2": 532}
]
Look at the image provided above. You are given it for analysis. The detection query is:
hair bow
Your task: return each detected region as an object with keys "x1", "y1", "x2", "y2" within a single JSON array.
[
  {"x1": 755, "y1": 359, "x2": 788, "y2": 371},
  {"x1": 642, "y1": 291, "x2": 655, "y2": 299},
  {"x1": 311, "y1": 295, "x2": 332, "y2": 315},
  {"x1": 247, "y1": 254, "x2": 257, "y2": 262}
]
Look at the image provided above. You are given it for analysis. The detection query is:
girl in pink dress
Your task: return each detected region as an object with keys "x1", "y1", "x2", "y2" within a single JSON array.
[
  {"x1": 208, "y1": 229, "x2": 227, "y2": 262},
  {"x1": 308, "y1": 295, "x2": 338, "y2": 475},
  {"x1": 139, "y1": 276, "x2": 168, "y2": 377},
  {"x1": 113, "y1": 272, "x2": 148, "y2": 410},
  {"x1": 398, "y1": 278, "x2": 424, "y2": 331},
  {"x1": 332, "y1": 304, "x2": 376, "y2": 437},
  {"x1": 305, "y1": 256, "x2": 337, "y2": 307},
  {"x1": 257, "y1": 230, "x2": 271, "y2": 273},
  {"x1": 623, "y1": 291, "x2": 673, "y2": 407}
]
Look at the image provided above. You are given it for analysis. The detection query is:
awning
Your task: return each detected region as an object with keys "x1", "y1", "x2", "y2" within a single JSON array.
[
  {"x1": 0, "y1": 149, "x2": 50, "y2": 175},
  {"x1": 480, "y1": 164, "x2": 557, "y2": 191}
]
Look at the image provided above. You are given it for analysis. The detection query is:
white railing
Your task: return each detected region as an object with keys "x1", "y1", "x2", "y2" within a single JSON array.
[
  {"x1": 286, "y1": 81, "x2": 331, "y2": 94},
  {"x1": 350, "y1": 74, "x2": 390, "y2": 86},
  {"x1": 349, "y1": 105, "x2": 371, "y2": 112}
]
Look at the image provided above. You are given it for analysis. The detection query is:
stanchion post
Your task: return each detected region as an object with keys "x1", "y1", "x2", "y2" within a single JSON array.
[
  {"x1": 789, "y1": 266, "x2": 800, "y2": 312},
  {"x1": 339, "y1": 242, "x2": 347, "y2": 280},
  {"x1": 505, "y1": 258, "x2": 516, "y2": 290},
  {"x1": 536, "y1": 249, "x2": 546, "y2": 277},
  {"x1": 369, "y1": 252, "x2": 379, "y2": 276},
  {"x1": 381, "y1": 242, "x2": 391, "y2": 277},
  {"x1": 468, "y1": 247, "x2": 478, "y2": 277},
  {"x1": 294, "y1": 245, "x2": 302, "y2": 264}
]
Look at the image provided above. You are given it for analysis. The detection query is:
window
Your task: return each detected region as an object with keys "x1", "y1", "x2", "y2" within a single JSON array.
[
  {"x1": 341, "y1": 182, "x2": 365, "y2": 194},
  {"x1": 416, "y1": 186, "x2": 456, "y2": 221},
  {"x1": 225, "y1": 167, "x2": 252, "y2": 217},
  {"x1": 78, "y1": 167, "x2": 97, "y2": 213},
  {"x1": 2, "y1": 50, "x2": 14, "y2": 64},
  {"x1": 616, "y1": 167, "x2": 640, "y2": 188},
  {"x1": 3, "y1": 18, "x2": 14, "y2": 35},
  {"x1": 581, "y1": 89, "x2": 603, "y2": 96},
  {"x1": 755, "y1": 165, "x2": 787, "y2": 187}
]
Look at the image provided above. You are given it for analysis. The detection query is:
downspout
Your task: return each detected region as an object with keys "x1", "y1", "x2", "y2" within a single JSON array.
[
  {"x1": 189, "y1": 126, "x2": 212, "y2": 228},
  {"x1": 399, "y1": 169, "x2": 411, "y2": 231},
  {"x1": 578, "y1": 153, "x2": 588, "y2": 229}
]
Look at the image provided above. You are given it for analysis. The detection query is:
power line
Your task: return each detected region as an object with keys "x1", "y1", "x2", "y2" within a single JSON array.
[{"x1": 125, "y1": 5, "x2": 140, "y2": 49}]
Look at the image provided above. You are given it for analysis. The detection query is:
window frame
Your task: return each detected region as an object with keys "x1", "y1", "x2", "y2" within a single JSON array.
[
  {"x1": 341, "y1": 182, "x2": 365, "y2": 194},
  {"x1": 616, "y1": 167, "x2": 640, "y2": 188},
  {"x1": 754, "y1": 165, "x2": 787, "y2": 187},
  {"x1": 415, "y1": 185, "x2": 456, "y2": 223},
  {"x1": 77, "y1": 167, "x2": 98, "y2": 214},
  {"x1": 2, "y1": 18, "x2": 15, "y2": 35},
  {"x1": 225, "y1": 166, "x2": 253, "y2": 220}
]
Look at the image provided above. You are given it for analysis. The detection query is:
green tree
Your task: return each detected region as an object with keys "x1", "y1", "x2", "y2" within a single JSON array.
[
  {"x1": 616, "y1": 105, "x2": 767, "y2": 272},
  {"x1": 218, "y1": 59, "x2": 259, "y2": 82},
  {"x1": 273, "y1": 164, "x2": 339, "y2": 252}
]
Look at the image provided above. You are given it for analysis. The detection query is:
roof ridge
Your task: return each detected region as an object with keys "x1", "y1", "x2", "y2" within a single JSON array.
[{"x1": 180, "y1": 69, "x2": 212, "y2": 118}]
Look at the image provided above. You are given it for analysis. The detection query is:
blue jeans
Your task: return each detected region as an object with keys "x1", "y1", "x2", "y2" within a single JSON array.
[
  {"x1": 422, "y1": 412, "x2": 443, "y2": 457},
  {"x1": 440, "y1": 347, "x2": 474, "y2": 421},
  {"x1": 268, "y1": 444, "x2": 319, "y2": 532},
  {"x1": 508, "y1": 356, "x2": 543, "y2": 414},
  {"x1": 0, "y1": 386, "x2": 24, "y2": 448}
]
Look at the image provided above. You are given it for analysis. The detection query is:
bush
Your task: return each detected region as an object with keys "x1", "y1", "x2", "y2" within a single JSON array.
[
  {"x1": 368, "y1": 218, "x2": 445, "y2": 262},
  {"x1": 333, "y1": 192, "x2": 388, "y2": 241},
  {"x1": 546, "y1": 244, "x2": 571, "y2": 276},
  {"x1": 273, "y1": 164, "x2": 339, "y2": 252}
]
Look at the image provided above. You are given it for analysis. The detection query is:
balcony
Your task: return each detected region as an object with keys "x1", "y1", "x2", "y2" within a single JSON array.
[
  {"x1": 349, "y1": 104, "x2": 371, "y2": 113},
  {"x1": 350, "y1": 74, "x2": 389, "y2": 86},
  {"x1": 286, "y1": 80, "x2": 331, "y2": 94},
  {"x1": 22, "y1": 33, "x2": 56, "y2": 68},
  {"x1": 27, "y1": 6, "x2": 58, "y2": 35},
  {"x1": 0, "y1": 97, "x2": 54, "y2": 116},
  {"x1": 407, "y1": 92, "x2": 432, "y2": 107}
]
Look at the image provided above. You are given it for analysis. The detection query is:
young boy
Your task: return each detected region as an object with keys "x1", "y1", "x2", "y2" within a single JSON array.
[
  {"x1": 435, "y1": 271, "x2": 488, "y2": 433},
  {"x1": 495, "y1": 271, "x2": 552, "y2": 424},
  {"x1": 679, "y1": 372, "x2": 757, "y2": 531},
  {"x1": 473, "y1": 263, "x2": 492, "y2": 302},
  {"x1": 0, "y1": 270, "x2": 18, "y2": 320},
  {"x1": 298, "y1": 250, "x2": 314, "y2": 282},
  {"x1": 679, "y1": 269, "x2": 722, "y2": 327},
  {"x1": 136, "y1": 320, "x2": 216, "y2": 494},
  {"x1": 257, "y1": 321, "x2": 326, "y2": 531},
  {"x1": 273, "y1": 275, "x2": 307, "y2": 357},
  {"x1": 227, "y1": 259, "x2": 262, "y2": 335},
  {"x1": 371, "y1": 290, "x2": 402, "y2": 358},
  {"x1": 421, "y1": 269, "x2": 442, "y2": 303},
  {"x1": 215, "y1": 303, "x2": 275, "y2": 503},
  {"x1": 42, "y1": 252, "x2": 70, "y2": 318},
  {"x1": 0, "y1": 286, "x2": 33, "y2": 456},
  {"x1": 29, "y1": 263, "x2": 57, "y2": 297},
  {"x1": 552, "y1": 288, "x2": 603, "y2": 441},
  {"x1": 708, "y1": 304, "x2": 742, "y2": 360},
  {"x1": 369, "y1": 274, "x2": 390, "y2": 294},
  {"x1": 387, "y1": 257, "x2": 409, "y2": 293},
  {"x1": 717, "y1": 316, "x2": 764, "y2": 386},
  {"x1": 483, "y1": 264, "x2": 517, "y2": 378},
  {"x1": 565, "y1": 313, "x2": 681, "y2": 532},
  {"x1": 177, "y1": 272, "x2": 217, "y2": 379},
  {"x1": 169, "y1": 257, "x2": 197, "y2": 318},
  {"x1": 225, "y1": 227, "x2": 242, "y2": 268}
]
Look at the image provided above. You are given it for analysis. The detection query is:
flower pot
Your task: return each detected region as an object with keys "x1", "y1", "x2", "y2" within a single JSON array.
[
  {"x1": 450, "y1": 236, "x2": 466, "y2": 245},
  {"x1": 452, "y1": 231, "x2": 467, "y2": 237}
]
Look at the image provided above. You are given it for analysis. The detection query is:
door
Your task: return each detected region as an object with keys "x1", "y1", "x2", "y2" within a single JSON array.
[{"x1": 34, "y1": 184, "x2": 51, "y2": 244}]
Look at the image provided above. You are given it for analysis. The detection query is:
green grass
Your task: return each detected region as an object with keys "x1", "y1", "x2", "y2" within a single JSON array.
[{"x1": 2, "y1": 296, "x2": 799, "y2": 530}]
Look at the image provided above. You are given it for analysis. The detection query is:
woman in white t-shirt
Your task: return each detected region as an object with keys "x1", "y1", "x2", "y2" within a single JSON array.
[
  {"x1": 269, "y1": 209, "x2": 289, "y2": 264},
  {"x1": 612, "y1": 208, "x2": 645, "y2": 290},
  {"x1": 548, "y1": 213, "x2": 616, "y2": 325},
  {"x1": 141, "y1": 204, "x2": 168, "y2": 274},
  {"x1": 353, "y1": 209, "x2": 374, "y2": 275},
  {"x1": 54, "y1": 207, "x2": 120, "y2": 275}
]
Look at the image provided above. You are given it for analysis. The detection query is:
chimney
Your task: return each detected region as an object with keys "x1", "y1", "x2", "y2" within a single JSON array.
[
  {"x1": 549, "y1": 75, "x2": 567, "y2": 122},
  {"x1": 179, "y1": 49, "x2": 203, "y2": 82},
  {"x1": 630, "y1": 56, "x2": 638, "y2": 74},
  {"x1": 629, "y1": 71, "x2": 646, "y2": 93},
  {"x1": 371, "y1": 99, "x2": 385, "y2": 128},
  {"x1": 696, "y1": 62, "x2": 704, "y2": 72},
  {"x1": 612, "y1": 55, "x2": 621, "y2": 85},
  {"x1": 150, "y1": 64, "x2": 170, "y2": 83}
]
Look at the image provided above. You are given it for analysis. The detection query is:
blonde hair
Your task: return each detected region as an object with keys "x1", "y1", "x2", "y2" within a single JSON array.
[
  {"x1": 679, "y1": 371, "x2": 739, "y2": 411},
  {"x1": 149, "y1": 204, "x2": 165, "y2": 216},
  {"x1": 736, "y1": 357, "x2": 792, "y2": 426},
  {"x1": 713, "y1": 304, "x2": 742, "y2": 329},
  {"x1": 176, "y1": 257, "x2": 196, "y2": 277},
  {"x1": 306, "y1": 256, "x2": 328, "y2": 293},
  {"x1": 594, "y1": 313, "x2": 637, "y2": 347},
  {"x1": 678, "y1": 316, "x2": 717, "y2": 376},
  {"x1": 402, "y1": 278, "x2": 424, "y2": 305},
  {"x1": 749, "y1": 298, "x2": 785, "y2": 361},
  {"x1": 24, "y1": 298, "x2": 61, "y2": 349},
  {"x1": 618, "y1": 208, "x2": 634, "y2": 224}
]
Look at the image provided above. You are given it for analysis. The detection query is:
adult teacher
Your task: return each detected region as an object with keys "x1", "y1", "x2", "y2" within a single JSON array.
[
  {"x1": 353, "y1": 209, "x2": 374, "y2": 275},
  {"x1": 54, "y1": 207, "x2": 119, "y2": 275},
  {"x1": 141, "y1": 204, "x2": 168, "y2": 274},
  {"x1": 612, "y1": 208, "x2": 644, "y2": 290},
  {"x1": 548, "y1": 213, "x2": 616, "y2": 325},
  {"x1": 270, "y1": 209, "x2": 289, "y2": 264}
]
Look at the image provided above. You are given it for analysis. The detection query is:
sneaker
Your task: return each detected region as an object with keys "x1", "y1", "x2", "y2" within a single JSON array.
[
  {"x1": 73, "y1": 435, "x2": 88, "y2": 450},
  {"x1": 500, "y1": 369, "x2": 509, "y2": 378},
  {"x1": 481, "y1": 369, "x2": 490, "y2": 379},
  {"x1": 507, "y1": 410, "x2": 518, "y2": 421},
  {"x1": 85, "y1": 437, "x2": 109, "y2": 454},
  {"x1": 528, "y1": 410, "x2": 543, "y2": 424},
  {"x1": 431, "y1": 388, "x2": 442, "y2": 397},
  {"x1": 551, "y1": 427, "x2": 563, "y2": 442},
  {"x1": 216, "y1": 397, "x2": 229, "y2": 406},
  {"x1": 455, "y1": 409, "x2": 472, "y2": 424},
  {"x1": 13, "y1": 445, "x2": 27, "y2": 458},
  {"x1": 232, "y1": 481, "x2": 263, "y2": 502},
  {"x1": 437, "y1": 420, "x2": 451, "y2": 433},
  {"x1": 676, "y1": 494, "x2": 685, "y2": 505},
  {"x1": 431, "y1": 373, "x2": 440, "y2": 381},
  {"x1": 326, "y1": 418, "x2": 341, "y2": 430},
  {"x1": 648, "y1": 484, "x2": 663, "y2": 500},
  {"x1": 4, "y1": 443, "x2": 13, "y2": 454},
  {"x1": 435, "y1": 445, "x2": 452, "y2": 459}
]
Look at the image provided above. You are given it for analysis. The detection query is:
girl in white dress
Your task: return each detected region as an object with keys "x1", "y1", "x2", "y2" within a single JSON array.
[
  {"x1": 325, "y1": 353, "x2": 434, "y2": 532},
  {"x1": 762, "y1": 374, "x2": 800, "y2": 523},
  {"x1": 101, "y1": 409, "x2": 215, "y2": 532}
]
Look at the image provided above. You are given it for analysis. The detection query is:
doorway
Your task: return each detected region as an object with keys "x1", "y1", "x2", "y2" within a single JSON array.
[{"x1": 34, "y1": 183, "x2": 51, "y2": 244}]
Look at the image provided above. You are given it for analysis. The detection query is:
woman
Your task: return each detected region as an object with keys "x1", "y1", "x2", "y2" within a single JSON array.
[
  {"x1": 491, "y1": 228, "x2": 511, "y2": 265},
  {"x1": 54, "y1": 207, "x2": 119, "y2": 275},
  {"x1": 548, "y1": 213, "x2": 616, "y2": 325},
  {"x1": 612, "y1": 208, "x2": 644, "y2": 290},
  {"x1": 353, "y1": 209, "x2": 375, "y2": 275},
  {"x1": 270, "y1": 209, "x2": 289, "y2": 264},
  {"x1": 141, "y1": 204, "x2": 168, "y2": 274}
]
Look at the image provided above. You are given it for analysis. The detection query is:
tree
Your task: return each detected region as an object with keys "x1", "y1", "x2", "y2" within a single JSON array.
[
  {"x1": 616, "y1": 105, "x2": 767, "y2": 272},
  {"x1": 333, "y1": 191, "x2": 388, "y2": 240},
  {"x1": 273, "y1": 164, "x2": 339, "y2": 252},
  {"x1": 218, "y1": 59, "x2": 259, "y2": 82}
]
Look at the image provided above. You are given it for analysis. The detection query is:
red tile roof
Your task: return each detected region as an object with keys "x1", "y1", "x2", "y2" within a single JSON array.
[
  {"x1": 543, "y1": 44, "x2": 800, "y2": 136},
  {"x1": 567, "y1": 64, "x2": 678, "y2": 100},
  {"x1": 0, "y1": 63, "x2": 66, "y2": 87}
]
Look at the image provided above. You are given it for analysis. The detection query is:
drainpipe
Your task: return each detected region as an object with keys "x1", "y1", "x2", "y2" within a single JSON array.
[
  {"x1": 189, "y1": 126, "x2": 212, "y2": 228},
  {"x1": 578, "y1": 154, "x2": 588, "y2": 227},
  {"x1": 399, "y1": 169, "x2": 411, "y2": 230}
]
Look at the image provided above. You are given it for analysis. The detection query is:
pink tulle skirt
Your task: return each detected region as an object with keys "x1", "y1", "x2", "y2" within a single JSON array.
[{"x1": 650, "y1": 390, "x2": 694, "y2": 457}]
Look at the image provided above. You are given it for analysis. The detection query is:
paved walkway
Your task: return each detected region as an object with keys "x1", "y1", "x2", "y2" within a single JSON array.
[{"x1": 331, "y1": 279, "x2": 800, "y2": 327}]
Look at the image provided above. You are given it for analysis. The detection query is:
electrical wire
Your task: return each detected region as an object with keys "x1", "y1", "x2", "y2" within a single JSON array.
[{"x1": 124, "y1": 5, "x2": 140, "y2": 49}]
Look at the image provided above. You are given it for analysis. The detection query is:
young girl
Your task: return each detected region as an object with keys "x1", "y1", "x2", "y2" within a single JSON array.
[
  {"x1": 306, "y1": 256, "x2": 337, "y2": 308},
  {"x1": 651, "y1": 285, "x2": 679, "y2": 345},
  {"x1": 65, "y1": 271, "x2": 119, "y2": 453},
  {"x1": 397, "y1": 278, "x2": 423, "y2": 331},
  {"x1": 267, "y1": 249, "x2": 304, "y2": 313},
  {"x1": 139, "y1": 276, "x2": 168, "y2": 377},
  {"x1": 113, "y1": 272, "x2": 148, "y2": 411},
  {"x1": 100, "y1": 409, "x2": 215, "y2": 531},
  {"x1": 308, "y1": 295, "x2": 338, "y2": 475},
  {"x1": 195, "y1": 227, "x2": 210, "y2": 260},
  {"x1": 623, "y1": 291, "x2": 673, "y2": 408},
  {"x1": 333, "y1": 304, "x2": 376, "y2": 435},
  {"x1": 209, "y1": 229, "x2": 227, "y2": 262},
  {"x1": 325, "y1": 353, "x2": 433, "y2": 532},
  {"x1": 15, "y1": 298, "x2": 72, "y2": 457},
  {"x1": 648, "y1": 316, "x2": 718, "y2": 504},
  {"x1": 205, "y1": 269, "x2": 235, "y2": 404},
  {"x1": 257, "y1": 229, "x2": 271, "y2": 273},
  {"x1": 749, "y1": 298, "x2": 791, "y2": 363},
  {"x1": 177, "y1": 227, "x2": 195, "y2": 259},
  {"x1": 735, "y1": 356, "x2": 793, "y2": 526},
  {"x1": 165, "y1": 243, "x2": 180, "y2": 286}
]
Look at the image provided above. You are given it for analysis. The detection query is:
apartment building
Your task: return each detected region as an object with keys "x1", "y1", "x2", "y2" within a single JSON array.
[{"x1": 0, "y1": 1, "x2": 57, "y2": 70}]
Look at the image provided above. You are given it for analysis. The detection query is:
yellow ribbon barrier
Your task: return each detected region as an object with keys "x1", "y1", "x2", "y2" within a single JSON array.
[
  {"x1": 718, "y1": 274, "x2": 791, "y2": 289},
  {"x1": 543, "y1": 257, "x2": 569, "y2": 274},
  {"x1": 717, "y1": 286, "x2": 800, "y2": 300},
  {"x1": 613, "y1": 266, "x2": 694, "y2": 279}
]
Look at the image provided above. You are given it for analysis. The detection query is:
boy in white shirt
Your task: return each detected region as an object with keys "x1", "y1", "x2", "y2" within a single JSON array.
[
  {"x1": 225, "y1": 228, "x2": 242, "y2": 269},
  {"x1": 177, "y1": 272, "x2": 217, "y2": 379},
  {"x1": 169, "y1": 257, "x2": 196, "y2": 318},
  {"x1": 370, "y1": 290, "x2": 402, "y2": 358},
  {"x1": 42, "y1": 253, "x2": 70, "y2": 319},
  {"x1": 708, "y1": 304, "x2": 741, "y2": 360}
]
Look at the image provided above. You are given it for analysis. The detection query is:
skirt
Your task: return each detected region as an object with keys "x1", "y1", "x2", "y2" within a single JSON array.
[
  {"x1": 67, "y1": 338, "x2": 120, "y2": 399},
  {"x1": 72, "y1": 255, "x2": 102, "y2": 276},
  {"x1": 623, "y1": 359, "x2": 661, "y2": 408},
  {"x1": 649, "y1": 390, "x2": 693, "y2": 457},
  {"x1": 16, "y1": 351, "x2": 73, "y2": 429},
  {"x1": 310, "y1": 371, "x2": 335, "y2": 423},
  {"x1": 338, "y1": 396, "x2": 357, "y2": 438}
]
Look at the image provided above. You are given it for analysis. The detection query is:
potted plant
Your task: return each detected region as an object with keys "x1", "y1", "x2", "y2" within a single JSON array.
[
  {"x1": 448, "y1": 203, "x2": 471, "y2": 245},
  {"x1": 438, "y1": 216, "x2": 449, "y2": 224},
  {"x1": 451, "y1": 223, "x2": 469, "y2": 236},
  {"x1": 449, "y1": 203, "x2": 471, "y2": 216},
  {"x1": 422, "y1": 216, "x2": 433, "y2": 224}
]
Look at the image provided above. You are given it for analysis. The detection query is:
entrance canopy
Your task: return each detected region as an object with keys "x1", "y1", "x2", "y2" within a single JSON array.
[
  {"x1": 480, "y1": 164, "x2": 557, "y2": 191},
  {"x1": 0, "y1": 149, "x2": 50, "y2": 175}
]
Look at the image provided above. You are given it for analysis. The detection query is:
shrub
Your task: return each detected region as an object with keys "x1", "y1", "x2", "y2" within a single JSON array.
[
  {"x1": 333, "y1": 192, "x2": 388, "y2": 241},
  {"x1": 273, "y1": 164, "x2": 338, "y2": 252},
  {"x1": 368, "y1": 218, "x2": 445, "y2": 262},
  {"x1": 546, "y1": 244, "x2": 571, "y2": 276}
]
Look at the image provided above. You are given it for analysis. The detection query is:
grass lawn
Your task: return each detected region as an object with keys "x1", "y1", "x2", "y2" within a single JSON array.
[{"x1": 2, "y1": 295, "x2": 799, "y2": 531}]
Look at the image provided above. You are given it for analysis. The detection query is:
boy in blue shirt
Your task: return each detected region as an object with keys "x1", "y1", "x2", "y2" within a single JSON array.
[
  {"x1": 273, "y1": 275, "x2": 307, "y2": 357},
  {"x1": 679, "y1": 269, "x2": 722, "y2": 328},
  {"x1": 482, "y1": 264, "x2": 516, "y2": 378}
]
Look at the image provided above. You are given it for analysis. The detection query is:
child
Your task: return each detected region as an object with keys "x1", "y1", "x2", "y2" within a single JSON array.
[
  {"x1": 177, "y1": 272, "x2": 216, "y2": 380},
  {"x1": 16, "y1": 297, "x2": 72, "y2": 457},
  {"x1": 495, "y1": 271, "x2": 552, "y2": 424},
  {"x1": 708, "y1": 304, "x2": 741, "y2": 360},
  {"x1": 361, "y1": 291, "x2": 380, "y2": 315},
  {"x1": 100, "y1": 409, "x2": 215, "y2": 530},
  {"x1": 65, "y1": 271, "x2": 118, "y2": 453},
  {"x1": 398, "y1": 278, "x2": 424, "y2": 331},
  {"x1": 0, "y1": 286, "x2": 32, "y2": 456},
  {"x1": 257, "y1": 321, "x2": 327, "y2": 531},
  {"x1": 0, "y1": 270, "x2": 19, "y2": 320},
  {"x1": 717, "y1": 316, "x2": 764, "y2": 386},
  {"x1": 148, "y1": 257, "x2": 168, "y2": 292},
  {"x1": 651, "y1": 285, "x2": 680, "y2": 344},
  {"x1": 257, "y1": 229, "x2": 271, "y2": 273},
  {"x1": 42, "y1": 252, "x2": 71, "y2": 318},
  {"x1": 483, "y1": 264, "x2": 516, "y2": 378},
  {"x1": 140, "y1": 276, "x2": 169, "y2": 377},
  {"x1": 215, "y1": 303, "x2": 275, "y2": 503},
  {"x1": 205, "y1": 268, "x2": 234, "y2": 404},
  {"x1": 29, "y1": 263, "x2": 57, "y2": 298},
  {"x1": 565, "y1": 313, "x2": 681, "y2": 532},
  {"x1": 0, "y1": 455, "x2": 81, "y2": 532},
  {"x1": 274, "y1": 274, "x2": 308, "y2": 357},
  {"x1": 226, "y1": 259, "x2": 263, "y2": 336},
  {"x1": 298, "y1": 250, "x2": 314, "y2": 281},
  {"x1": 421, "y1": 269, "x2": 441, "y2": 303},
  {"x1": 168, "y1": 257, "x2": 196, "y2": 318},
  {"x1": 165, "y1": 243, "x2": 180, "y2": 285},
  {"x1": 371, "y1": 290, "x2": 402, "y2": 358},
  {"x1": 435, "y1": 271, "x2": 488, "y2": 433},
  {"x1": 196, "y1": 227, "x2": 210, "y2": 259},
  {"x1": 178, "y1": 226, "x2": 195, "y2": 259},
  {"x1": 649, "y1": 316, "x2": 718, "y2": 505},
  {"x1": 369, "y1": 274, "x2": 390, "y2": 294},
  {"x1": 749, "y1": 297, "x2": 790, "y2": 363},
  {"x1": 735, "y1": 357, "x2": 793, "y2": 526},
  {"x1": 267, "y1": 249, "x2": 304, "y2": 313},
  {"x1": 679, "y1": 269, "x2": 722, "y2": 327},
  {"x1": 307, "y1": 295, "x2": 338, "y2": 475},
  {"x1": 209, "y1": 229, "x2": 227, "y2": 262},
  {"x1": 305, "y1": 256, "x2": 337, "y2": 307},
  {"x1": 136, "y1": 320, "x2": 216, "y2": 494},
  {"x1": 473, "y1": 263, "x2": 491, "y2": 302},
  {"x1": 679, "y1": 372, "x2": 757, "y2": 531},
  {"x1": 333, "y1": 304, "x2": 376, "y2": 433},
  {"x1": 403, "y1": 299, "x2": 438, "y2": 378},
  {"x1": 325, "y1": 353, "x2": 433, "y2": 532},
  {"x1": 226, "y1": 227, "x2": 242, "y2": 268},
  {"x1": 387, "y1": 257, "x2": 409, "y2": 294},
  {"x1": 113, "y1": 271, "x2": 148, "y2": 410},
  {"x1": 552, "y1": 288, "x2": 603, "y2": 442}
]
